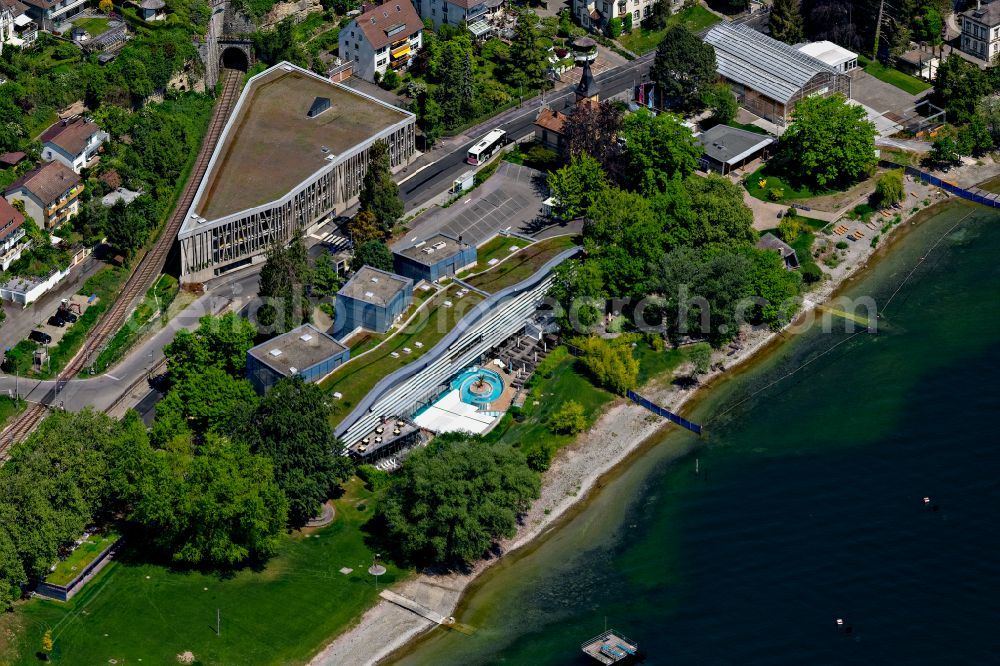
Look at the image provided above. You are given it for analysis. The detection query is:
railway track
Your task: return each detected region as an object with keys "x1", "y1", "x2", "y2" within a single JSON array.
[{"x1": 0, "y1": 69, "x2": 244, "y2": 458}]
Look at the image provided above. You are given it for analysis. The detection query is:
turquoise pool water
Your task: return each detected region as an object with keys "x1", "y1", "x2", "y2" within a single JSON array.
[{"x1": 451, "y1": 367, "x2": 503, "y2": 404}]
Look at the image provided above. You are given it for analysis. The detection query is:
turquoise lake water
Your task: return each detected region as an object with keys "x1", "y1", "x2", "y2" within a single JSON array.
[{"x1": 392, "y1": 199, "x2": 1000, "y2": 665}]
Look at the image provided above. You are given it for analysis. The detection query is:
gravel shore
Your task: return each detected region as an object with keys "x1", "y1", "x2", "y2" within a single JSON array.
[{"x1": 309, "y1": 166, "x2": 985, "y2": 666}]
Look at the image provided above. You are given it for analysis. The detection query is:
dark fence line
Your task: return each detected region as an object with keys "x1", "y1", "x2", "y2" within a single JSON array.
[
  {"x1": 627, "y1": 390, "x2": 702, "y2": 435},
  {"x1": 881, "y1": 160, "x2": 1000, "y2": 209}
]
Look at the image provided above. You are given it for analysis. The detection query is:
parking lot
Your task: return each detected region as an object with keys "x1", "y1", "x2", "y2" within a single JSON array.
[
  {"x1": 30, "y1": 294, "x2": 93, "y2": 348},
  {"x1": 396, "y1": 162, "x2": 548, "y2": 249}
]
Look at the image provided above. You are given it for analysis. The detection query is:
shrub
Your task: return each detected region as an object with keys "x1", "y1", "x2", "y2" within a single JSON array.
[
  {"x1": 874, "y1": 169, "x2": 905, "y2": 207},
  {"x1": 380, "y1": 69, "x2": 400, "y2": 89},
  {"x1": 835, "y1": 241, "x2": 849, "y2": 249},
  {"x1": 575, "y1": 336, "x2": 639, "y2": 395},
  {"x1": 526, "y1": 441, "x2": 555, "y2": 472},
  {"x1": 801, "y1": 263, "x2": 823, "y2": 284},
  {"x1": 623, "y1": 14, "x2": 633, "y2": 32},
  {"x1": 777, "y1": 216, "x2": 801, "y2": 243},
  {"x1": 607, "y1": 17, "x2": 622, "y2": 38},
  {"x1": 767, "y1": 187, "x2": 784, "y2": 201},
  {"x1": 687, "y1": 342, "x2": 712, "y2": 375},
  {"x1": 549, "y1": 400, "x2": 587, "y2": 434},
  {"x1": 357, "y1": 464, "x2": 392, "y2": 492}
]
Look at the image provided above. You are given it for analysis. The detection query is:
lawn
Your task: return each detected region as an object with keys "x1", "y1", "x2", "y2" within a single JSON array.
[
  {"x1": 71, "y1": 17, "x2": 110, "y2": 35},
  {"x1": 744, "y1": 166, "x2": 829, "y2": 203},
  {"x1": 0, "y1": 395, "x2": 25, "y2": 430},
  {"x1": 3, "y1": 478, "x2": 405, "y2": 666},
  {"x1": 618, "y1": 6, "x2": 721, "y2": 54},
  {"x1": 45, "y1": 529, "x2": 121, "y2": 587},
  {"x1": 463, "y1": 234, "x2": 528, "y2": 274},
  {"x1": 465, "y1": 235, "x2": 579, "y2": 293},
  {"x1": 497, "y1": 346, "x2": 615, "y2": 457},
  {"x1": 858, "y1": 55, "x2": 932, "y2": 95},
  {"x1": 633, "y1": 341, "x2": 686, "y2": 386},
  {"x1": 322, "y1": 287, "x2": 486, "y2": 426}
]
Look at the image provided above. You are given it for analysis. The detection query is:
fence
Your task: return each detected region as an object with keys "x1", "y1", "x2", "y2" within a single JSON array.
[
  {"x1": 882, "y1": 160, "x2": 1000, "y2": 209},
  {"x1": 627, "y1": 390, "x2": 702, "y2": 435}
]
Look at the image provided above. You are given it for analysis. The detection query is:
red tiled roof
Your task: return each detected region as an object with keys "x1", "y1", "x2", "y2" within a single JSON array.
[
  {"x1": 0, "y1": 0, "x2": 28, "y2": 14},
  {"x1": 39, "y1": 117, "x2": 103, "y2": 157},
  {"x1": 356, "y1": 1, "x2": 423, "y2": 51},
  {"x1": 0, "y1": 151, "x2": 26, "y2": 167},
  {"x1": 5, "y1": 161, "x2": 81, "y2": 205},
  {"x1": 0, "y1": 197, "x2": 24, "y2": 238},
  {"x1": 534, "y1": 107, "x2": 568, "y2": 135}
]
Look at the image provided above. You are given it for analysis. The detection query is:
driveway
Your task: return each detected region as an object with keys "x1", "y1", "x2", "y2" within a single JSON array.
[{"x1": 849, "y1": 70, "x2": 919, "y2": 116}]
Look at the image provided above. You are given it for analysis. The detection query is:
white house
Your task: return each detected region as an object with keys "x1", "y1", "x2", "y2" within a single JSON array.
[
  {"x1": 39, "y1": 117, "x2": 109, "y2": 174},
  {"x1": 340, "y1": 1, "x2": 423, "y2": 83},
  {"x1": 411, "y1": 0, "x2": 500, "y2": 31},
  {"x1": 0, "y1": 0, "x2": 36, "y2": 52},
  {"x1": 4, "y1": 161, "x2": 82, "y2": 230},
  {"x1": 959, "y1": 0, "x2": 1000, "y2": 61},
  {"x1": 0, "y1": 266, "x2": 71, "y2": 306},
  {"x1": 573, "y1": 0, "x2": 658, "y2": 33},
  {"x1": 0, "y1": 196, "x2": 26, "y2": 271},
  {"x1": 19, "y1": 0, "x2": 85, "y2": 31},
  {"x1": 796, "y1": 41, "x2": 859, "y2": 73}
]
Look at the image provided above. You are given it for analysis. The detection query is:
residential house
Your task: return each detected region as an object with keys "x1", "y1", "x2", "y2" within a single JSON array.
[
  {"x1": 959, "y1": 1, "x2": 1000, "y2": 62},
  {"x1": 5, "y1": 161, "x2": 83, "y2": 229},
  {"x1": 534, "y1": 107, "x2": 569, "y2": 153},
  {"x1": 0, "y1": 196, "x2": 26, "y2": 271},
  {"x1": 756, "y1": 233, "x2": 800, "y2": 269},
  {"x1": 19, "y1": 0, "x2": 85, "y2": 31},
  {"x1": 339, "y1": 1, "x2": 423, "y2": 83},
  {"x1": 412, "y1": 0, "x2": 496, "y2": 31},
  {"x1": 0, "y1": 0, "x2": 36, "y2": 51},
  {"x1": 573, "y1": 0, "x2": 656, "y2": 33},
  {"x1": 39, "y1": 117, "x2": 109, "y2": 173}
]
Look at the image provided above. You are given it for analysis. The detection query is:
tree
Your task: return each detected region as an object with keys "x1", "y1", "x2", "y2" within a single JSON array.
[
  {"x1": 956, "y1": 116, "x2": 993, "y2": 156},
  {"x1": 583, "y1": 187, "x2": 665, "y2": 295},
  {"x1": 312, "y1": 250, "x2": 340, "y2": 298},
  {"x1": 99, "y1": 0, "x2": 112, "y2": 13},
  {"x1": 769, "y1": 0, "x2": 805, "y2": 44},
  {"x1": 575, "y1": 336, "x2": 639, "y2": 394},
  {"x1": 623, "y1": 14, "x2": 633, "y2": 33},
  {"x1": 874, "y1": 169, "x2": 905, "y2": 207},
  {"x1": 549, "y1": 258, "x2": 607, "y2": 331},
  {"x1": 549, "y1": 400, "x2": 587, "y2": 434},
  {"x1": 933, "y1": 54, "x2": 991, "y2": 124},
  {"x1": 151, "y1": 366, "x2": 258, "y2": 446},
  {"x1": 230, "y1": 377, "x2": 353, "y2": 528},
  {"x1": 682, "y1": 174, "x2": 757, "y2": 247},
  {"x1": 646, "y1": 0, "x2": 671, "y2": 30},
  {"x1": 351, "y1": 239, "x2": 393, "y2": 272},
  {"x1": 379, "y1": 437, "x2": 540, "y2": 565},
  {"x1": 258, "y1": 233, "x2": 311, "y2": 331},
  {"x1": 620, "y1": 109, "x2": 703, "y2": 193},
  {"x1": 608, "y1": 17, "x2": 623, "y2": 39},
  {"x1": 778, "y1": 215, "x2": 802, "y2": 243},
  {"x1": 164, "y1": 312, "x2": 257, "y2": 383},
  {"x1": 704, "y1": 83, "x2": 737, "y2": 126},
  {"x1": 134, "y1": 435, "x2": 288, "y2": 566},
  {"x1": 688, "y1": 342, "x2": 712, "y2": 375},
  {"x1": 349, "y1": 209, "x2": 383, "y2": 246},
  {"x1": 359, "y1": 141, "x2": 404, "y2": 235},
  {"x1": 546, "y1": 153, "x2": 609, "y2": 221},
  {"x1": 41, "y1": 629, "x2": 53, "y2": 660},
  {"x1": 742, "y1": 246, "x2": 801, "y2": 329},
  {"x1": 419, "y1": 95, "x2": 444, "y2": 146},
  {"x1": 929, "y1": 135, "x2": 959, "y2": 165},
  {"x1": 380, "y1": 69, "x2": 400, "y2": 90},
  {"x1": 778, "y1": 94, "x2": 877, "y2": 189},
  {"x1": 105, "y1": 195, "x2": 159, "y2": 258},
  {"x1": 561, "y1": 100, "x2": 624, "y2": 178},
  {"x1": 651, "y1": 25, "x2": 717, "y2": 112},
  {"x1": 506, "y1": 9, "x2": 548, "y2": 90}
]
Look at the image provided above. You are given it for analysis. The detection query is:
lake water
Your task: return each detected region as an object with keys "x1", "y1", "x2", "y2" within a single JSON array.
[{"x1": 391, "y1": 200, "x2": 1000, "y2": 665}]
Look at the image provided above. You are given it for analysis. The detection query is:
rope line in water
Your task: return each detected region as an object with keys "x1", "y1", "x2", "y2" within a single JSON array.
[{"x1": 706, "y1": 207, "x2": 981, "y2": 427}]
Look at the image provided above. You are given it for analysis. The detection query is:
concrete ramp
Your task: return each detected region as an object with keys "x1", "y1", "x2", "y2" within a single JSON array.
[{"x1": 379, "y1": 590, "x2": 453, "y2": 625}]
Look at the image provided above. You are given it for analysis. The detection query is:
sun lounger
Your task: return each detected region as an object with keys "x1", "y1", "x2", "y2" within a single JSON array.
[
  {"x1": 615, "y1": 643, "x2": 636, "y2": 655},
  {"x1": 391, "y1": 351, "x2": 400, "y2": 358},
  {"x1": 600, "y1": 645, "x2": 625, "y2": 659}
]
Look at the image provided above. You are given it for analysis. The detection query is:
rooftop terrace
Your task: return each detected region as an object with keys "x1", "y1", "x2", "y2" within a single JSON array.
[{"x1": 191, "y1": 64, "x2": 410, "y2": 225}]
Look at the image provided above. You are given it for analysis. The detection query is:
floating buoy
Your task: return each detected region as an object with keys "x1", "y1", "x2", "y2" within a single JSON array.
[
  {"x1": 923, "y1": 497, "x2": 930, "y2": 504},
  {"x1": 836, "y1": 618, "x2": 844, "y2": 626}
]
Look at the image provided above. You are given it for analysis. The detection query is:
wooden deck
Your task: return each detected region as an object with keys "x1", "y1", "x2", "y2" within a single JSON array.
[{"x1": 581, "y1": 630, "x2": 638, "y2": 664}]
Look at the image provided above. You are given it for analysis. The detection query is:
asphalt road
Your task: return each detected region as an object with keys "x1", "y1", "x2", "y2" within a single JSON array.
[{"x1": 398, "y1": 51, "x2": 655, "y2": 210}]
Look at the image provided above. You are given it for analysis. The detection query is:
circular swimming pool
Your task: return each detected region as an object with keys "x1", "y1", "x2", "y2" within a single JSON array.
[{"x1": 452, "y1": 367, "x2": 504, "y2": 405}]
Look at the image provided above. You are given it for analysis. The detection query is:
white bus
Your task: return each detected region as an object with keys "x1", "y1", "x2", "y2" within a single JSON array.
[{"x1": 466, "y1": 128, "x2": 506, "y2": 165}]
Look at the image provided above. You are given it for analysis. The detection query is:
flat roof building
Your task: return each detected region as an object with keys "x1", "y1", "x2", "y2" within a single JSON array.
[
  {"x1": 333, "y1": 265, "x2": 413, "y2": 338},
  {"x1": 697, "y1": 124, "x2": 775, "y2": 175},
  {"x1": 704, "y1": 22, "x2": 851, "y2": 126},
  {"x1": 246, "y1": 323, "x2": 350, "y2": 393},
  {"x1": 178, "y1": 62, "x2": 416, "y2": 283},
  {"x1": 796, "y1": 41, "x2": 858, "y2": 73},
  {"x1": 393, "y1": 233, "x2": 476, "y2": 283}
]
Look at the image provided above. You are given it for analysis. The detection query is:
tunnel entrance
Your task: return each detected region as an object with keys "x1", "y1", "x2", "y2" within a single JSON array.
[{"x1": 221, "y1": 46, "x2": 249, "y2": 71}]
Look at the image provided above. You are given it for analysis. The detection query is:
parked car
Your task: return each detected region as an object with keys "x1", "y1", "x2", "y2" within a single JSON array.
[
  {"x1": 56, "y1": 308, "x2": 77, "y2": 324},
  {"x1": 47, "y1": 315, "x2": 65, "y2": 328},
  {"x1": 28, "y1": 330, "x2": 52, "y2": 344}
]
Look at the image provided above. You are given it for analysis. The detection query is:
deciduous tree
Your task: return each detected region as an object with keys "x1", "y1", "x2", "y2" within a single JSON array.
[
  {"x1": 549, "y1": 399, "x2": 587, "y2": 434},
  {"x1": 778, "y1": 94, "x2": 877, "y2": 189},
  {"x1": 575, "y1": 336, "x2": 639, "y2": 395},
  {"x1": 561, "y1": 100, "x2": 624, "y2": 178},
  {"x1": 379, "y1": 437, "x2": 539, "y2": 565},
  {"x1": 874, "y1": 169, "x2": 905, "y2": 207},
  {"x1": 351, "y1": 239, "x2": 394, "y2": 272},
  {"x1": 359, "y1": 141, "x2": 404, "y2": 234},
  {"x1": 546, "y1": 153, "x2": 609, "y2": 221},
  {"x1": 620, "y1": 109, "x2": 703, "y2": 193},
  {"x1": 651, "y1": 25, "x2": 717, "y2": 112}
]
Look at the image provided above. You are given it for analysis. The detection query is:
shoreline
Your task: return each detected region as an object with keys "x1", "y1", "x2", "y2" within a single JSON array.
[{"x1": 308, "y1": 173, "x2": 979, "y2": 666}]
